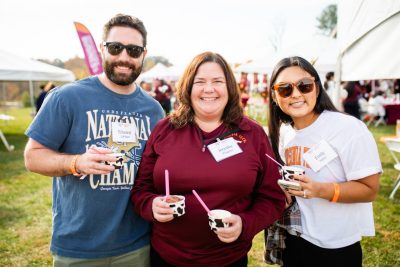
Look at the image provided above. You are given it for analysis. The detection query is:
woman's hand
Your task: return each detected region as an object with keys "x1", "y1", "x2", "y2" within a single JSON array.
[
  {"x1": 152, "y1": 196, "x2": 174, "y2": 222},
  {"x1": 286, "y1": 173, "x2": 380, "y2": 202},
  {"x1": 287, "y1": 174, "x2": 318, "y2": 199},
  {"x1": 215, "y1": 214, "x2": 243, "y2": 243}
]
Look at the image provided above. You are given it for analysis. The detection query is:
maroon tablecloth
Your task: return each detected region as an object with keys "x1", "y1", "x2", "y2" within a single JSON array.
[{"x1": 385, "y1": 104, "x2": 400, "y2": 124}]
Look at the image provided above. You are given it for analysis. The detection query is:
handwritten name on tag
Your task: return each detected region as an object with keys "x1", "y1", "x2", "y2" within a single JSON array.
[
  {"x1": 111, "y1": 122, "x2": 136, "y2": 143},
  {"x1": 303, "y1": 139, "x2": 338, "y2": 172},
  {"x1": 207, "y1": 137, "x2": 242, "y2": 162}
]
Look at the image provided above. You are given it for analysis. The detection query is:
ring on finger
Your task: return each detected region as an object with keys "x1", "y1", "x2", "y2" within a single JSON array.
[{"x1": 303, "y1": 190, "x2": 307, "y2": 198}]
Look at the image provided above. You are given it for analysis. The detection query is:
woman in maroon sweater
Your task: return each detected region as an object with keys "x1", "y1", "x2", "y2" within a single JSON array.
[{"x1": 131, "y1": 52, "x2": 285, "y2": 267}]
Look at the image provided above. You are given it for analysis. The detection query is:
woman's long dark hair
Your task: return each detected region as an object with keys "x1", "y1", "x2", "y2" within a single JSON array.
[{"x1": 267, "y1": 56, "x2": 338, "y2": 163}]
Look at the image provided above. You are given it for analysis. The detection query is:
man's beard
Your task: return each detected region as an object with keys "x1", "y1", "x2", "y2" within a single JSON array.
[{"x1": 104, "y1": 60, "x2": 143, "y2": 86}]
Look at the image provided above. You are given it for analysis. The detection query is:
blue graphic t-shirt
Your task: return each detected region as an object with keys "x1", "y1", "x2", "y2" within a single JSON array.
[{"x1": 26, "y1": 76, "x2": 164, "y2": 258}]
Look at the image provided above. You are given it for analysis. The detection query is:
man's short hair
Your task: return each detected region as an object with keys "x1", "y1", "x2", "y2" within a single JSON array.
[{"x1": 103, "y1": 14, "x2": 147, "y2": 47}]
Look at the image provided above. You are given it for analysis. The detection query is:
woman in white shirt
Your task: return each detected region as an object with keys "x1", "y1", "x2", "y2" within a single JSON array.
[{"x1": 267, "y1": 56, "x2": 382, "y2": 267}]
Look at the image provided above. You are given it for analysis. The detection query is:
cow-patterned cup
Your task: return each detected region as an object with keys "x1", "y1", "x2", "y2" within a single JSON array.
[
  {"x1": 105, "y1": 153, "x2": 125, "y2": 169},
  {"x1": 280, "y1": 166, "x2": 305, "y2": 180},
  {"x1": 208, "y1": 209, "x2": 231, "y2": 231},
  {"x1": 165, "y1": 195, "x2": 185, "y2": 218}
]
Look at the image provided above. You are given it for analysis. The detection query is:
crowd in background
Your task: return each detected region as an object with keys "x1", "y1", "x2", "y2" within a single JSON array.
[
  {"x1": 227, "y1": 70, "x2": 400, "y2": 125},
  {"x1": 140, "y1": 79, "x2": 177, "y2": 114},
  {"x1": 324, "y1": 74, "x2": 400, "y2": 124},
  {"x1": 139, "y1": 72, "x2": 269, "y2": 115}
]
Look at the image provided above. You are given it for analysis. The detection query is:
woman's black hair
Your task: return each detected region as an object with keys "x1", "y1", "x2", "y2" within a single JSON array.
[{"x1": 267, "y1": 56, "x2": 338, "y2": 164}]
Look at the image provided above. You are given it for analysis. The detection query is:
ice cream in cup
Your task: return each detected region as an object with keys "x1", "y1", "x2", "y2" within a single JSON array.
[
  {"x1": 280, "y1": 166, "x2": 305, "y2": 180},
  {"x1": 165, "y1": 195, "x2": 186, "y2": 218},
  {"x1": 208, "y1": 209, "x2": 232, "y2": 231},
  {"x1": 192, "y1": 189, "x2": 230, "y2": 230},
  {"x1": 105, "y1": 153, "x2": 125, "y2": 169}
]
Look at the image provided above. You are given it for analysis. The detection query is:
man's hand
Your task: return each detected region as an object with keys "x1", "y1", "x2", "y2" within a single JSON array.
[{"x1": 75, "y1": 146, "x2": 116, "y2": 175}]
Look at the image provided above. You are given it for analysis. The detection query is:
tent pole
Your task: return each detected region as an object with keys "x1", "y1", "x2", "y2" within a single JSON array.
[
  {"x1": 333, "y1": 53, "x2": 343, "y2": 111},
  {"x1": 1, "y1": 82, "x2": 5, "y2": 106},
  {"x1": 29, "y1": 80, "x2": 35, "y2": 115}
]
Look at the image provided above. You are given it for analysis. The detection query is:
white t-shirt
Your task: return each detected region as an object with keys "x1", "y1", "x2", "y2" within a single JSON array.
[
  {"x1": 279, "y1": 110, "x2": 382, "y2": 248},
  {"x1": 368, "y1": 95, "x2": 387, "y2": 116}
]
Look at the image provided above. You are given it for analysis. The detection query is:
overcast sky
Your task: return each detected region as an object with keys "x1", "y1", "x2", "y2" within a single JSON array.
[{"x1": 0, "y1": 0, "x2": 337, "y2": 66}]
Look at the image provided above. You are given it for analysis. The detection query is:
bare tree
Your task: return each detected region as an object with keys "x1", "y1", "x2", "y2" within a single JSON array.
[{"x1": 268, "y1": 18, "x2": 286, "y2": 52}]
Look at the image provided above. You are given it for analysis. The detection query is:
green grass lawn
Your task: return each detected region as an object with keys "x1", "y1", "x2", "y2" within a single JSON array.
[{"x1": 0, "y1": 107, "x2": 399, "y2": 267}]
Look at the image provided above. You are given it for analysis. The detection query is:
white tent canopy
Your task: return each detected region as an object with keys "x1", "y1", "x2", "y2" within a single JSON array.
[
  {"x1": 0, "y1": 49, "x2": 75, "y2": 152},
  {"x1": 138, "y1": 63, "x2": 183, "y2": 82},
  {"x1": 234, "y1": 60, "x2": 273, "y2": 75},
  {"x1": 0, "y1": 49, "x2": 75, "y2": 110},
  {"x1": 0, "y1": 49, "x2": 75, "y2": 82},
  {"x1": 337, "y1": 0, "x2": 400, "y2": 81},
  {"x1": 235, "y1": 35, "x2": 339, "y2": 79},
  {"x1": 276, "y1": 35, "x2": 339, "y2": 76}
]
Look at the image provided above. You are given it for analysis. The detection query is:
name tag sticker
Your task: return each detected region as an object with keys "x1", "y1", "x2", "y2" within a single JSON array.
[
  {"x1": 111, "y1": 122, "x2": 136, "y2": 143},
  {"x1": 303, "y1": 139, "x2": 338, "y2": 172},
  {"x1": 207, "y1": 137, "x2": 243, "y2": 162}
]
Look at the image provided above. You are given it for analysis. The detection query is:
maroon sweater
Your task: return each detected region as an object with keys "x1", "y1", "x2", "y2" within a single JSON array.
[{"x1": 131, "y1": 116, "x2": 285, "y2": 267}]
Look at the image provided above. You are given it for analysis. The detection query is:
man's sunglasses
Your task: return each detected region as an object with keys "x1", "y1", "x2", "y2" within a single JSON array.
[
  {"x1": 272, "y1": 77, "x2": 315, "y2": 98},
  {"x1": 103, "y1": 42, "x2": 145, "y2": 58}
]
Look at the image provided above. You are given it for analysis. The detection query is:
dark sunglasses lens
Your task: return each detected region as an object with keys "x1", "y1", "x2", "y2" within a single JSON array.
[
  {"x1": 126, "y1": 46, "x2": 143, "y2": 58},
  {"x1": 298, "y1": 79, "x2": 314, "y2": 93},
  {"x1": 277, "y1": 83, "x2": 293, "y2": 98},
  {"x1": 107, "y1": 43, "x2": 123, "y2": 55}
]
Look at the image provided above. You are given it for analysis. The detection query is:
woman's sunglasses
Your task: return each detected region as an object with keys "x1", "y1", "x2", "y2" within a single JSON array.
[
  {"x1": 103, "y1": 42, "x2": 145, "y2": 58},
  {"x1": 272, "y1": 77, "x2": 315, "y2": 98}
]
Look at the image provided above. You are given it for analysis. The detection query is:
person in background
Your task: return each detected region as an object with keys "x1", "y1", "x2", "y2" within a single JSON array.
[
  {"x1": 343, "y1": 81, "x2": 362, "y2": 119},
  {"x1": 24, "y1": 14, "x2": 164, "y2": 267},
  {"x1": 323, "y1": 72, "x2": 347, "y2": 111},
  {"x1": 168, "y1": 80, "x2": 179, "y2": 111},
  {"x1": 239, "y1": 73, "x2": 249, "y2": 93},
  {"x1": 154, "y1": 78, "x2": 172, "y2": 114},
  {"x1": 140, "y1": 80, "x2": 155, "y2": 97},
  {"x1": 267, "y1": 56, "x2": 381, "y2": 267},
  {"x1": 239, "y1": 73, "x2": 251, "y2": 109},
  {"x1": 131, "y1": 51, "x2": 285, "y2": 267},
  {"x1": 323, "y1": 72, "x2": 334, "y2": 91},
  {"x1": 324, "y1": 72, "x2": 335, "y2": 101},
  {"x1": 366, "y1": 90, "x2": 387, "y2": 126},
  {"x1": 239, "y1": 84, "x2": 250, "y2": 109},
  {"x1": 260, "y1": 74, "x2": 269, "y2": 103},
  {"x1": 393, "y1": 79, "x2": 400, "y2": 95},
  {"x1": 35, "y1": 81, "x2": 55, "y2": 113}
]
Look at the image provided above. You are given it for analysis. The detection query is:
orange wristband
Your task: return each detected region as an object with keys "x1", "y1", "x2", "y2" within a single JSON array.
[
  {"x1": 330, "y1": 183, "x2": 340, "y2": 202},
  {"x1": 70, "y1": 155, "x2": 81, "y2": 176}
]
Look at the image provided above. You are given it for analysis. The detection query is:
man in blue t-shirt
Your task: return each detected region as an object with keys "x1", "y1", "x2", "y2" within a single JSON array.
[{"x1": 24, "y1": 14, "x2": 164, "y2": 267}]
